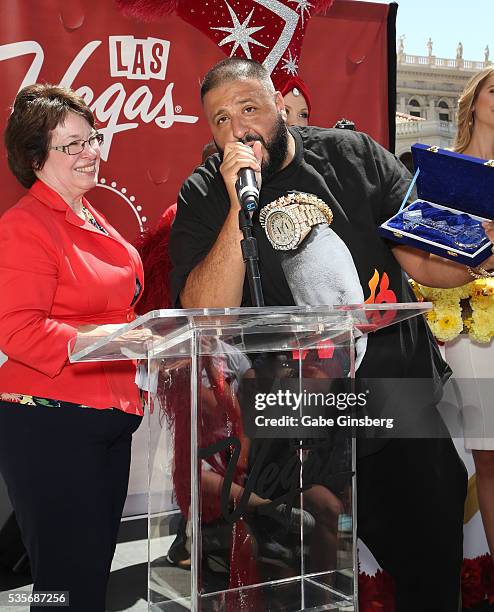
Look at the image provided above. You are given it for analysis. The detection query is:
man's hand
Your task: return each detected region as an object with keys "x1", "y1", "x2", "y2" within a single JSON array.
[
  {"x1": 220, "y1": 141, "x2": 262, "y2": 207},
  {"x1": 180, "y1": 140, "x2": 263, "y2": 309}
]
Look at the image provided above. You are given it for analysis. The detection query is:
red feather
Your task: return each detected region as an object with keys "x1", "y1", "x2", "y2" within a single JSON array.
[
  {"x1": 132, "y1": 204, "x2": 176, "y2": 314},
  {"x1": 313, "y1": 0, "x2": 336, "y2": 14},
  {"x1": 114, "y1": 0, "x2": 180, "y2": 21}
]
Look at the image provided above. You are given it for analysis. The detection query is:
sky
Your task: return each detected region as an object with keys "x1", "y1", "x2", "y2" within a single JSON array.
[
  {"x1": 396, "y1": 0, "x2": 494, "y2": 61},
  {"x1": 367, "y1": 0, "x2": 494, "y2": 61}
]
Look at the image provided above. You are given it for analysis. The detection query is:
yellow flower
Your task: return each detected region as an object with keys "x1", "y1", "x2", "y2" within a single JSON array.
[
  {"x1": 469, "y1": 301, "x2": 494, "y2": 343},
  {"x1": 410, "y1": 278, "x2": 494, "y2": 344},
  {"x1": 428, "y1": 305, "x2": 463, "y2": 342}
]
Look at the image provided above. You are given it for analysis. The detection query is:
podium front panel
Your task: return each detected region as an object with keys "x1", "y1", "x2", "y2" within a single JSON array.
[
  {"x1": 68, "y1": 304, "x2": 432, "y2": 611},
  {"x1": 147, "y1": 320, "x2": 356, "y2": 611}
]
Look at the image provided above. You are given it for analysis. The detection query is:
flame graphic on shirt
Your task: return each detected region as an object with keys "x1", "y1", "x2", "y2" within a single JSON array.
[
  {"x1": 293, "y1": 270, "x2": 398, "y2": 359},
  {"x1": 364, "y1": 269, "x2": 398, "y2": 326}
]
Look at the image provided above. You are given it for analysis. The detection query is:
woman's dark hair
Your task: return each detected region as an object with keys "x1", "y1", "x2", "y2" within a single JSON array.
[{"x1": 4, "y1": 84, "x2": 95, "y2": 188}]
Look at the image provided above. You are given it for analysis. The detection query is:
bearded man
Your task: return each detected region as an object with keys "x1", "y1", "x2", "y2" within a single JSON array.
[{"x1": 168, "y1": 58, "x2": 493, "y2": 611}]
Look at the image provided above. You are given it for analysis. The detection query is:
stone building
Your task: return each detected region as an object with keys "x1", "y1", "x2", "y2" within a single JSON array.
[{"x1": 395, "y1": 37, "x2": 491, "y2": 170}]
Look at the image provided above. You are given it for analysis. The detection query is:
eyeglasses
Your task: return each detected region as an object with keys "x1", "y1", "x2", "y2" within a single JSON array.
[{"x1": 50, "y1": 133, "x2": 104, "y2": 156}]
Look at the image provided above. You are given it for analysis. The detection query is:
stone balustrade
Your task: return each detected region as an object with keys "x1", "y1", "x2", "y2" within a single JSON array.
[
  {"x1": 396, "y1": 119, "x2": 457, "y2": 138},
  {"x1": 398, "y1": 53, "x2": 491, "y2": 72}
]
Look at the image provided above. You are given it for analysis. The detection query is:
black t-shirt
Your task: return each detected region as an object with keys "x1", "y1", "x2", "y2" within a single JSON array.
[{"x1": 169, "y1": 127, "x2": 447, "y2": 386}]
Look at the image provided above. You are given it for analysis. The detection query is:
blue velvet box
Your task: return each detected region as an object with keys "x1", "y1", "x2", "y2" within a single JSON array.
[{"x1": 379, "y1": 143, "x2": 494, "y2": 266}]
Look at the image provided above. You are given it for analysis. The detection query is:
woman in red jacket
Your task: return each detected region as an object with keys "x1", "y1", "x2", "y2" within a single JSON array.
[{"x1": 0, "y1": 84, "x2": 144, "y2": 611}]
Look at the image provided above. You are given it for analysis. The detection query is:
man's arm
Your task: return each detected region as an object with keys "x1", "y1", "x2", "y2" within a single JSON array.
[
  {"x1": 180, "y1": 141, "x2": 262, "y2": 308},
  {"x1": 393, "y1": 218, "x2": 494, "y2": 287},
  {"x1": 180, "y1": 207, "x2": 245, "y2": 308}
]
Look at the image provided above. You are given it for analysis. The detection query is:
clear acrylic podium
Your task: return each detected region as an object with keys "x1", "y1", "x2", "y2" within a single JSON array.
[{"x1": 69, "y1": 303, "x2": 430, "y2": 612}]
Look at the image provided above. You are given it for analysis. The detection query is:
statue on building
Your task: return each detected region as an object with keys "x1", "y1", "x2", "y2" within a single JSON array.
[
  {"x1": 427, "y1": 37, "x2": 433, "y2": 57},
  {"x1": 398, "y1": 34, "x2": 405, "y2": 54},
  {"x1": 485, "y1": 44, "x2": 490, "y2": 63},
  {"x1": 456, "y1": 41, "x2": 463, "y2": 60}
]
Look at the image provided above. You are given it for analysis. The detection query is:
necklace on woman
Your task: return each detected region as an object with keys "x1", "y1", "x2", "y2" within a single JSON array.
[{"x1": 81, "y1": 205, "x2": 109, "y2": 235}]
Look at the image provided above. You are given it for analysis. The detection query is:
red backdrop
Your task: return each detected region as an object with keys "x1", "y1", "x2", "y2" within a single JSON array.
[{"x1": 0, "y1": 0, "x2": 392, "y2": 241}]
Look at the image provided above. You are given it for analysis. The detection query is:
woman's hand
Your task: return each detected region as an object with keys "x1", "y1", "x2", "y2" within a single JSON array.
[
  {"x1": 480, "y1": 219, "x2": 494, "y2": 270},
  {"x1": 77, "y1": 323, "x2": 125, "y2": 336},
  {"x1": 75, "y1": 324, "x2": 160, "y2": 358}
]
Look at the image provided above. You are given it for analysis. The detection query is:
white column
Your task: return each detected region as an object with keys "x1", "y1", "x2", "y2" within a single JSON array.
[{"x1": 425, "y1": 98, "x2": 436, "y2": 121}]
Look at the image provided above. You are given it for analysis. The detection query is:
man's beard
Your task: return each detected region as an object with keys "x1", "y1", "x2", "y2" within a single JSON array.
[{"x1": 216, "y1": 113, "x2": 289, "y2": 181}]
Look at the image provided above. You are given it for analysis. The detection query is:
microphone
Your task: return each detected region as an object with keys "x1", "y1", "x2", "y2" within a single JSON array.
[{"x1": 235, "y1": 168, "x2": 259, "y2": 212}]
